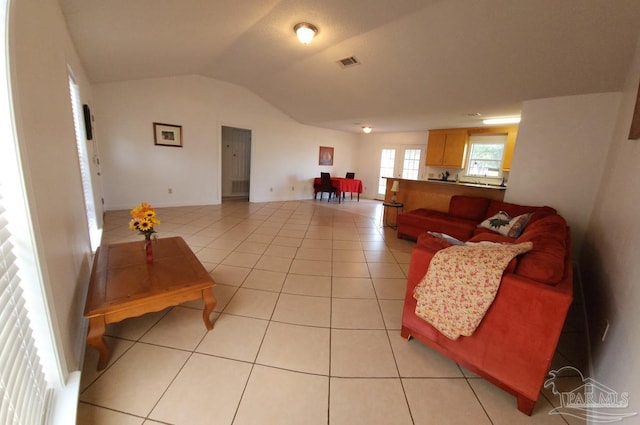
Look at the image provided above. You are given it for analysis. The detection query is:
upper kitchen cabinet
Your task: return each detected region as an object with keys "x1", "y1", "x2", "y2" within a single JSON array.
[
  {"x1": 501, "y1": 128, "x2": 518, "y2": 171},
  {"x1": 425, "y1": 129, "x2": 468, "y2": 167}
]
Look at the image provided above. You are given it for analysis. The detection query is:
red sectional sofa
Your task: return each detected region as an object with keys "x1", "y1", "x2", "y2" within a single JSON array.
[{"x1": 399, "y1": 195, "x2": 573, "y2": 415}]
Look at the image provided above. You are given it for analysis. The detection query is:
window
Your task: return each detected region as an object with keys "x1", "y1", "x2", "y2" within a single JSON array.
[
  {"x1": 378, "y1": 149, "x2": 396, "y2": 195},
  {"x1": 465, "y1": 134, "x2": 507, "y2": 178},
  {"x1": 401, "y1": 148, "x2": 422, "y2": 180},
  {"x1": 68, "y1": 73, "x2": 102, "y2": 251}
]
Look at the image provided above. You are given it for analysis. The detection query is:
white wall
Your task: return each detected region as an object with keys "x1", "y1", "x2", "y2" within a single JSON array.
[
  {"x1": 9, "y1": 0, "x2": 95, "y2": 376},
  {"x1": 93, "y1": 75, "x2": 358, "y2": 210},
  {"x1": 581, "y1": 37, "x2": 640, "y2": 413},
  {"x1": 505, "y1": 92, "x2": 621, "y2": 258}
]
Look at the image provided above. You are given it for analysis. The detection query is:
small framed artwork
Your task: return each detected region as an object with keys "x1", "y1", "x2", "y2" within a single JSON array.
[
  {"x1": 153, "y1": 122, "x2": 182, "y2": 147},
  {"x1": 319, "y1": 146, "x2": 334, "y2": 165}
]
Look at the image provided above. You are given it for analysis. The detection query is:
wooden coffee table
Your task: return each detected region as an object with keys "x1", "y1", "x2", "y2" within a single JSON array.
[{"x1": 84, "y1": 236, "x2": 217, "y2": 370}]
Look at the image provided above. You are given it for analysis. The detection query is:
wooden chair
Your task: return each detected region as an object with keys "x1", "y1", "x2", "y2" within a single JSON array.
[{"x1": 318, "y1": 172, "x2": 337, "y2": 202}]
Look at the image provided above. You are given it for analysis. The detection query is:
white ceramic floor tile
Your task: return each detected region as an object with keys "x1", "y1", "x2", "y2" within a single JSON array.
[
  {"x1": 367, "y1": 262, "x2": 406, "y2": 278},
  {"x1": 289, "y1": 258, "x2": 332, "y2": 276},
  {"x1": 76, "y1": 403, "x2": 144, "y2": 425},
  {"x1": 331, "y1": 298, "x2": 385, "y2": 329},
  {"x1": 140, "y1": 306, "x2": 208, "y2": 350},
  {"x1": 257, "y1": 321, "x2": 330, "y2": 374},
  {"x1": 295, "y1": 247, "x2": 332, "y2": 261},
  {"x1": 332, "y1": 261, "x2": 370, "y2": 278},
  {"x1": 221, "y1": 251, "x2": 261, "y2": 268},
  {"x1": 234, "y1": 365, "x2": 328, "y2": 425},
  {"x1": 331, "y1": 329, "x2": 398, "y2": 377},
  {"x1": 271, "y1": 293, "x2": 331, "y2": 327},
  {"x1": 235, "y1": 240, "x2": 269, "y2": 254},
  {"x1": 363, "y1": 249, "x2": 397, "y2": 263},
  {"x1": 403, "y1": 378, "x2": 492, "y2": 424},
  {"x1": 372, "y1": 277, "x2": 407, "y2": 299},
  {"x1": 195, "y1": 246, "x2": 233, "y2": 263},
  {"x1": 332, "y1": 249, "x2": 366, "y2": 262},
  {"x1": 332, "y1": 277, "x2": 376, "y2": 298},
  {"x1": 378, "y1": 299, "x2": 404, "y2": 330},
  {"x1": 468, "y1": 378, "x2": 569, "y2": 425},
  {"x1": 211, "y1": 283, "x2": 238, "y2": 311},
  {"x1": 223, "y1": 288, "x2": 279, "y2": 320},
  {"x1": 210, "y1": 264, "x2": 251, "y2": 286},
  {"x1": 80, "y1": 343, "x2": 189, "y2": 417},
  {"x1": 253, "y1": 254, "x2": 293, "y2": 272},
  {"x1": 81, "y1": 336, "x2": 134, "y2": 391},
  {"x1": 263, "y1": 244, "x2": 297, "y2": 258},
  {"x1": 150, "y1": 354, "x2": 252, "y2": 425},
  {"x1": 281, "y1": 274, "x2": 332, "y2": 297},
  {"x1": 329, "y1": 377, "x2": 413, "y2": 425},
  {"x1": 242, "y1": 269, "x2": 286, "y2": 292},
  {"x1": 388, "y1": 331, "x2": 464, "y2": 378},
  {"x1": 196, "y1": 313, "x2": 268, "y2": 362}
]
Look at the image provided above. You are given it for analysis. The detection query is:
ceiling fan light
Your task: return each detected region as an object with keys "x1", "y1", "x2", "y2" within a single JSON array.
[{"x1": 294, "y1": 22, "x2": 318, "y2": 44}]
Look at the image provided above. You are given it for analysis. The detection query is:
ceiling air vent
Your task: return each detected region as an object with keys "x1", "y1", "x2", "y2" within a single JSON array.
[{"x1": 337, "y1": 56, "x2": 360, "y2": 68}]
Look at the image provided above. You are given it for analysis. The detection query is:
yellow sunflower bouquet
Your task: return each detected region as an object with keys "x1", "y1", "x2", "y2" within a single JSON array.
[{"x1": 129, "y1": 202, "x2": 160, "y2": 239}]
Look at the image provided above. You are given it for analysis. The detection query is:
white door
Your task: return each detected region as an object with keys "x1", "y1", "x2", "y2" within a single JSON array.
[
  {"x1": 222, "y1": 126, "x2": 251, "y2": 198},
  {"x1": 400, "y1": 146, "x2": 425, "y2": 180}
]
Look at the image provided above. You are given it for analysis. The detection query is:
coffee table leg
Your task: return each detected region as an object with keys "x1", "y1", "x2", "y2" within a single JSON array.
[
  {"x1": 202, "y1": 288, "x2": 217, "y2": 330},
  {"x1": 87, "y1": 316, "x2": 110, "y2": 371}
]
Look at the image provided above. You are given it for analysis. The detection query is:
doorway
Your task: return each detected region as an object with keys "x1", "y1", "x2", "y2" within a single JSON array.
[{"x1": 221, "y1": 126, "x2": 251, "y2": 201}]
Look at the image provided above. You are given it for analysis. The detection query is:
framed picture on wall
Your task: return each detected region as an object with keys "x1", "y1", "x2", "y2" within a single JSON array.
[
  {"x1": 153, "y1": 122, "x2": 182, "y2": 147},
  {"x1": 319, "y1": 146, "x2": 334, "y2": 165}
]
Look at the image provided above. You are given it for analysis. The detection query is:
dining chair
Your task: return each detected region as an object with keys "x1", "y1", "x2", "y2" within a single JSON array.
[
  {"x1": 344, "y1": 172, "x2": 355, "y2": 199},
  {"x1": 319, "y1": 172, "x2": 337, "y2": 202}
]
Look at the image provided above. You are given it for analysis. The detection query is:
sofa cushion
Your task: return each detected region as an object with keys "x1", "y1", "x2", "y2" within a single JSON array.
[
  {"x1": 478, "y1": 211, "x2": 532, "y2": 238},
  {"x1": 414, "y1": 215, "x2": 478, "y2": 241},
  {"x1": 484, "y1": 200, "x2": 556, "y2": 224},
  {"x1": 448, "y1": 196, "x2": 491, "y2": 221},
  {"x1": 513, "y1": 215, "x2": 568, "y2": 285}
]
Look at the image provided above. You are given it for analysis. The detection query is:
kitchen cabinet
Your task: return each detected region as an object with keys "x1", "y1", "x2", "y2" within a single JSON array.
[
  {"x1": 501, "y1": 128, "x2": 517, "y2": 171},
  {"x1": 425, "y1": 129, "x2": 467, "y2": 167}
]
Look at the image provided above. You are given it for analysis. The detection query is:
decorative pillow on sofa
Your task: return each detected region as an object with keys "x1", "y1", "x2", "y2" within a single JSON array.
[{"x1": 478, "y1": 211, "x2": 532, "y2": 238}]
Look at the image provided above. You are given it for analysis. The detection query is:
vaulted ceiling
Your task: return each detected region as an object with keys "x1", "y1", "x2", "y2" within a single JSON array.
[{"x1": 59, "y1": 0, "x2": 640, "y2": 132}]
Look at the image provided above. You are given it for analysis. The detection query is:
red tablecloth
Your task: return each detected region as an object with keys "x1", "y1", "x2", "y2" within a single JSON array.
[{"x1": 313, "y1": 177, "x2": 363, "y2": 202}]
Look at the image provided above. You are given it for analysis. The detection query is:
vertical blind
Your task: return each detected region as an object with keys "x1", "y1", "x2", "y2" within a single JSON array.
[{"x1": 0, "y1": 186, "x2": 49, "y2": 424}]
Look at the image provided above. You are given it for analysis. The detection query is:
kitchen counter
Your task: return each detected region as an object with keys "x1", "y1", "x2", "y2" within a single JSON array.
[
  {"x1": 426, "y1": 178, "x2": 507, "y2": 190},
  {"x1": 384, "y1": 178, "x2": 506, "y2": 216}
]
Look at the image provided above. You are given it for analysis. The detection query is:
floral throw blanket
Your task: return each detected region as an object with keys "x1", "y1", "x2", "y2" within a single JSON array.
[{"x1": 413, "y1": 241, "x2": 533, "y2": 340}]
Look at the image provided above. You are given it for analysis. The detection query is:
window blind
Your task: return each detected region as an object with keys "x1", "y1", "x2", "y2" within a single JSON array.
[{"x1": 0, "y1": 187, "x2": 49, "y2": 425}]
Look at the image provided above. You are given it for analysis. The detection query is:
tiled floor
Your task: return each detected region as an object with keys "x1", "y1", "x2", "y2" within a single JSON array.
[{"x1": 77, "y1": 199, "x2": 586, "y2": 425}]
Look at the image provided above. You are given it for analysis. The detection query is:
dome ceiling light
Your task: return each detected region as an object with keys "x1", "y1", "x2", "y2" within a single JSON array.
[
  {"x1": 294, "y1": 22, "x2": 318, "y2": 44},
  {"x1": 362, "y1": 126, "x2": 372, "y2": 134}
]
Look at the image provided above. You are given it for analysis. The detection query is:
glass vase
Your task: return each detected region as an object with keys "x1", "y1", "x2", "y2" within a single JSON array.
[{"x1": 144, "y1": 234, "x2": 153, "y2": 264}]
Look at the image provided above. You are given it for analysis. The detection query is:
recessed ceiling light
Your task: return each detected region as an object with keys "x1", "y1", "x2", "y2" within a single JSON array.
[
  {"x1": 294, "y1": 22, "x2": 318, "y2": 44},
  {"x1": 482, "y1": 117, "x2": 521, "y2": 125}
]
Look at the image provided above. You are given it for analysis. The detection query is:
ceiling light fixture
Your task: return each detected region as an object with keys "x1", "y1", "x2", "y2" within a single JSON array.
[
  {"x1": 482, "y1": 117, "x2": 521, "y2": 125},
  {"x1": 294, "y1": 22, "x2": 318, "y2": 44},
  {"x1": 362, "y1": 126, "x2": 372, "y2": 134}
]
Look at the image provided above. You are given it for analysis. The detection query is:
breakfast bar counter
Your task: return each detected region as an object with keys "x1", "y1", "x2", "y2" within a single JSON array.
[{"x1": 383, "y1": 178, "x2": 506, "y2": 215}]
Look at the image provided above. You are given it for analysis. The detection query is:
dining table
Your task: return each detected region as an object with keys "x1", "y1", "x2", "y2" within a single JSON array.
[{"x1": 313, "y1": 176, "x2": 363, "y2": 203}]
